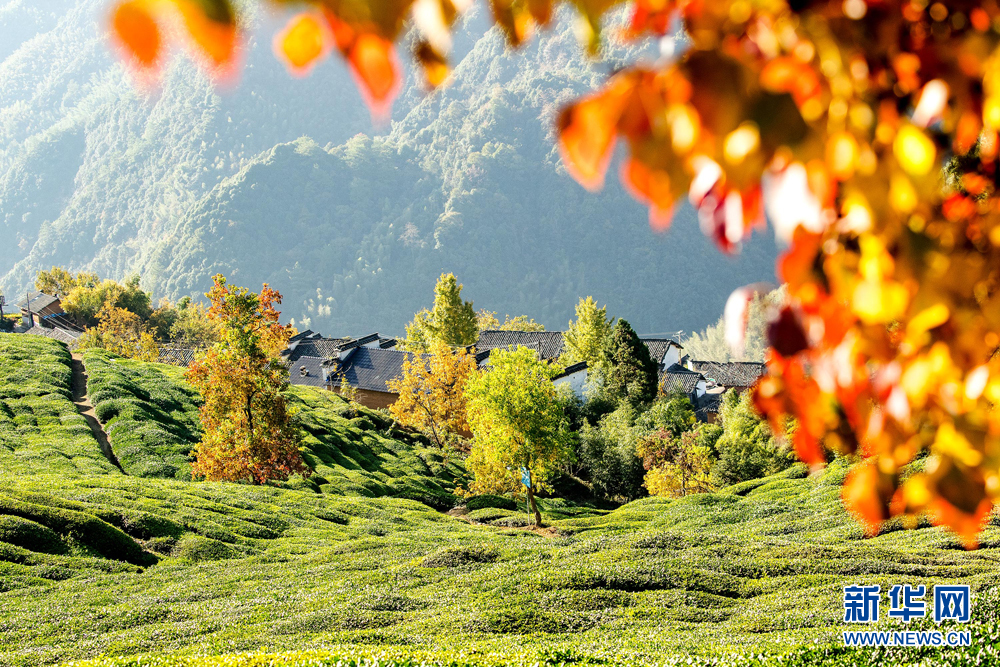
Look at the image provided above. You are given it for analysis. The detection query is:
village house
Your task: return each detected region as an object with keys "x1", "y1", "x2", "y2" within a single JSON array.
[
  {"x1": 282, "y1": 331, "x2": 409, "y2": 410},
  {"x1": 14, "y1": 291, "x2": 83, "y2": 344}
]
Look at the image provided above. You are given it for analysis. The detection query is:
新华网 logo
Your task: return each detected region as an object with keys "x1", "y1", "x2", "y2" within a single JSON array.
[{"x1": 841, "y1": 584, "x2": 972, "y2": 647}]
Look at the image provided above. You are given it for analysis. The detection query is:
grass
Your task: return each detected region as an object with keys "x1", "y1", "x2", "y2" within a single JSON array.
[
  {"x1": 0, "y1": 334, "x2": 117, "y2": 476},
  {"x1": 80, "y1": 348, "x2": 466, "y2": 507},
  {"x1": 0, "y1": 461, "x2": 996, "y2": 667}
]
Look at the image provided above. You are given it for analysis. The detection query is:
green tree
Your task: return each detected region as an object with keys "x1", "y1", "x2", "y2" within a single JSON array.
[
  {"x1": 604, "y1": 319, "x2": 658, "y2": 406},
  {"x1": 561, "y1": 297, "x2": 613, "y2": 378},
  {"x1": 711, "y1": 390, "x2": 795, "y2": 487},
  {"x1": 35, "y1": 267, "x2": 99, "y2": 297},
  {"x1": 401, "y1": 273, "x2": 478, "y2": 351},
  {"x1": 168, "y1": 298, "x2": 222, "y2": 347},
  {"x1": 77, "y1": 305, "x2": 159, "y2": 362},
  {"x1": 60, "y1": 274, "x2": 152, "y2": 328},
  {"x1": 464, "y1": 346, "x2": 572, "y2": 526},
  {"x1": 476, "y1": 309, "x2": 545, "y2": 332}
]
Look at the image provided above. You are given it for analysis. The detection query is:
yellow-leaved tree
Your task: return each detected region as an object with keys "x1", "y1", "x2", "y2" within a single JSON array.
[
  {"x1": 464, "y1": 346, "x2": 572, "y2": 526},
  {"x1": 78, "y1": 305, "x2": 159, "y2": 362},
  {"x1": 388, "y1": 340, "x2": 477, "y2": 449}
]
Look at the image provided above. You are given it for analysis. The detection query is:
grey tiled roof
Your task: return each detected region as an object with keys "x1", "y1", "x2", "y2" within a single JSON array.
[
  {"x1": 286, "y1": 337, "x2": 347, "y2": 361},
  {"x1": 341, "y1": 333, "x2": 381, "y2": 350},
  {"x1": 688, "y1": 361, "x2": 766, "y2": 388},
  {"x1": 553, "y1": 362, "x2": 588, "y2": 380},
  {"x1": 15, "y1": 291, "x2": 60, "y2": 312},
  {"x1": 659, "y1": 363, "x2": 704, "y2": 395},
  {"x1": 696, "y1": 391, "x2": 725, "y2": 413},
  {"x1": 379, "y1": 337, "x2": 398, "y2": 349},
  {"x1": 288, "y1": 329, "x2": 315, "y2": 343},
  {"x1": 289, "y1": 356, "x2": 331, "y2": 388},
  {"x1": 641, "y1": 338, "x2": 682, "y2": 365},
  {"x1": 476, "y1": 330, "x2": 564, "y2": 361},
  {"x1": 334, "y1": 347, "x2": 416, "y2": 393}
]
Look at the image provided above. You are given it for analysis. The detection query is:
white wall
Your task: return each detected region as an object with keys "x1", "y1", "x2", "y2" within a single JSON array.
[{"x1": 553, "y1": 369, "x2": 588, "y2": 396}]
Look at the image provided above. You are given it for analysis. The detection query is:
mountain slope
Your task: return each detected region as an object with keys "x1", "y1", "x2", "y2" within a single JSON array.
[{"x1": 0, "y1": 2, "x2": 777, "y2": 335}]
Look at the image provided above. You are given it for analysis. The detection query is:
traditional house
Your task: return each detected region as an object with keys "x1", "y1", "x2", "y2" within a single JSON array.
[
  {"x1": 684, "y1": 360, "x2": 767, "y2": 422},
  {"x1": 659, "y1": 364, "x2": 707, "y2": 402},
  {"x1": 15, "y1": 292, "x2": 83, "y2": 343},
  {"x1": 640, "y1": 338, "x2": 684, "y2": 371},
  {"x1": 327, "y1": 346, "x2": 416, "y2": 410},
  {"x1": 16, "y1": 292, "x2": 65, "y2": 328},
  {"x1": 552, "y1": 361, "x2": 588, "y2": 396},
  {"x1": 686, "y1": 360, "x2": 767, "y2": 392},
  {"x1": 282, "y1": 332, "x2": 411, "y2": 410}
]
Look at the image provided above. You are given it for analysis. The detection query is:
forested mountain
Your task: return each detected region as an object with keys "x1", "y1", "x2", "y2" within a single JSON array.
[{"x1": 0, "y1": 0, "x2": 777, "y2": 335}]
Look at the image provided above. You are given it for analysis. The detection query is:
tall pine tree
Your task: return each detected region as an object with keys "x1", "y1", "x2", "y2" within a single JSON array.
[{"x1": 604, "y1": 319, "x2": 659, "y2": 406}]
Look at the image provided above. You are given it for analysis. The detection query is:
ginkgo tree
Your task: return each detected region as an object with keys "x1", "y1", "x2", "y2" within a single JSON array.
[{"x1": 107, "y1": 0, "x2": 1000, "y2": 544}]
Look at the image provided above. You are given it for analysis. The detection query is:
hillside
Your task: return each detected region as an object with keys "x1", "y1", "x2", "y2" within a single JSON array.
[
  {"x1": 0, "y1": 1, "x2": 776, "y2": 335},
  {"x1": 0, "y1": 460, "x2": 997, "y2": 666},
  {"x1": 2, "y1": 335, "x2": 467, "y2": 509}
]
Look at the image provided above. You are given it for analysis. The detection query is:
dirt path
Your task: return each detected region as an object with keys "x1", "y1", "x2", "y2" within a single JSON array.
[{"x1": 70, "y1": 353, "x2": 124, "y2": 473}]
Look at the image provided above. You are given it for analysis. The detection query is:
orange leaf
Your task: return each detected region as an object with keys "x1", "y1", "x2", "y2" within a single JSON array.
[
  {"x1": 622, "y1": 159, "x2": 674, "y2": 230},
  {"x1": 557, "y1": 92, "x2": 624, "y2": 191},
  {"x1": 929, "y1": 496, "x2": 993, "y2": 549},
  {"x1": 348, "y1": 34, "x2": 401, "y2": 114},
  {"x1": 176, "y1": 0, "x2": 237, "y2": 67},
  {"x1": 112, "y1": 1, "x2": 162, "y2": 68},
  {"x1": 276, "y1": 13, "x2": 329, "y2": 75}
]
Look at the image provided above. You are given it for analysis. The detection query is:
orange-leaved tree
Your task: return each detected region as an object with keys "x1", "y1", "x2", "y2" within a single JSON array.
[
  {"x1": 388, "y1": 339, "x2": 477, "y2": 449},
  {"x1": 186, "y1": 274, "x2": 307, "y2": 485},
  {"x1": 108, "y1": 2, "x2": 1000, "y2": 543}
]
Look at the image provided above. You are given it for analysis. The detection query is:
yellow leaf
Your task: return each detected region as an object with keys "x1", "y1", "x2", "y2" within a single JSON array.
[
  {"x1": 276, "y1": 14, "x2": 328, "y2": 74},
  {"x1": 893, "y1": 125, "x2": 936, "y2": 176}
]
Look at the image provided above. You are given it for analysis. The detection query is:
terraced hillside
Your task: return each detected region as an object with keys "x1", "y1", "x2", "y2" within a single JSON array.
[
  {"x1": 81, "y1": 347, "x2": 467, "y2": 506},
  {"x1": 0, "y1": 461, "x2": 998, "y2": 666},
  {"x1": 0, "y1": 334, "x2": 117, "y2": 476}
]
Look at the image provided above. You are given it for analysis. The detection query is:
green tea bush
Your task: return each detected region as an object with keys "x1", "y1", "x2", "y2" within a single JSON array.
[
  {"x1": 172, "y1": 535, "x2": 239, "y2": 562},
  {"x1": 0, "y1": 515, "x2": 65, "y2": 554},
  {"x1": 465, "y1": 494, "x2": 517, "y2": 511},
  {"x1": 83, "y1": 350, "x2": 201, "y2": 479},
  {"x1": 0, "y1": 334, "x2": 117, "y2": 476},
  {"x1": 0, "y1": 494, "x2": 155, "y2": 566},
  {"x1": 421, "y1": 544, "x2": 499, "y2": 567}
]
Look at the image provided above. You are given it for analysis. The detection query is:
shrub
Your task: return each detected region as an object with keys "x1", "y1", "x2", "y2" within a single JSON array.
[
  {"x1": 421, "y1": 545, "x2": 499, "y2": 567},
  {"x1": 172, "y1": 536, "x2": 238, "y2": 562},
  {"x1": 711, "y1": 391, "x2": 796, "y2": 487},
  {"x1": 465, "y1": 494, "x2": 517, "y2": 511},
  {"x1": 0, "y1": 495, "x2": 155, "y2": 566}
]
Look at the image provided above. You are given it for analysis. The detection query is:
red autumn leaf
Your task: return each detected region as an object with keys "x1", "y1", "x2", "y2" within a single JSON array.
[
  {"x1": 767, "y1": 306, "x2": 810, "y2": 358},
  {"x1": 112, "y1": 1, "x2": 162, "y2": 68},
  {"x1": 622, "y1": 159, "x2": 674, "y2": 230}
]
